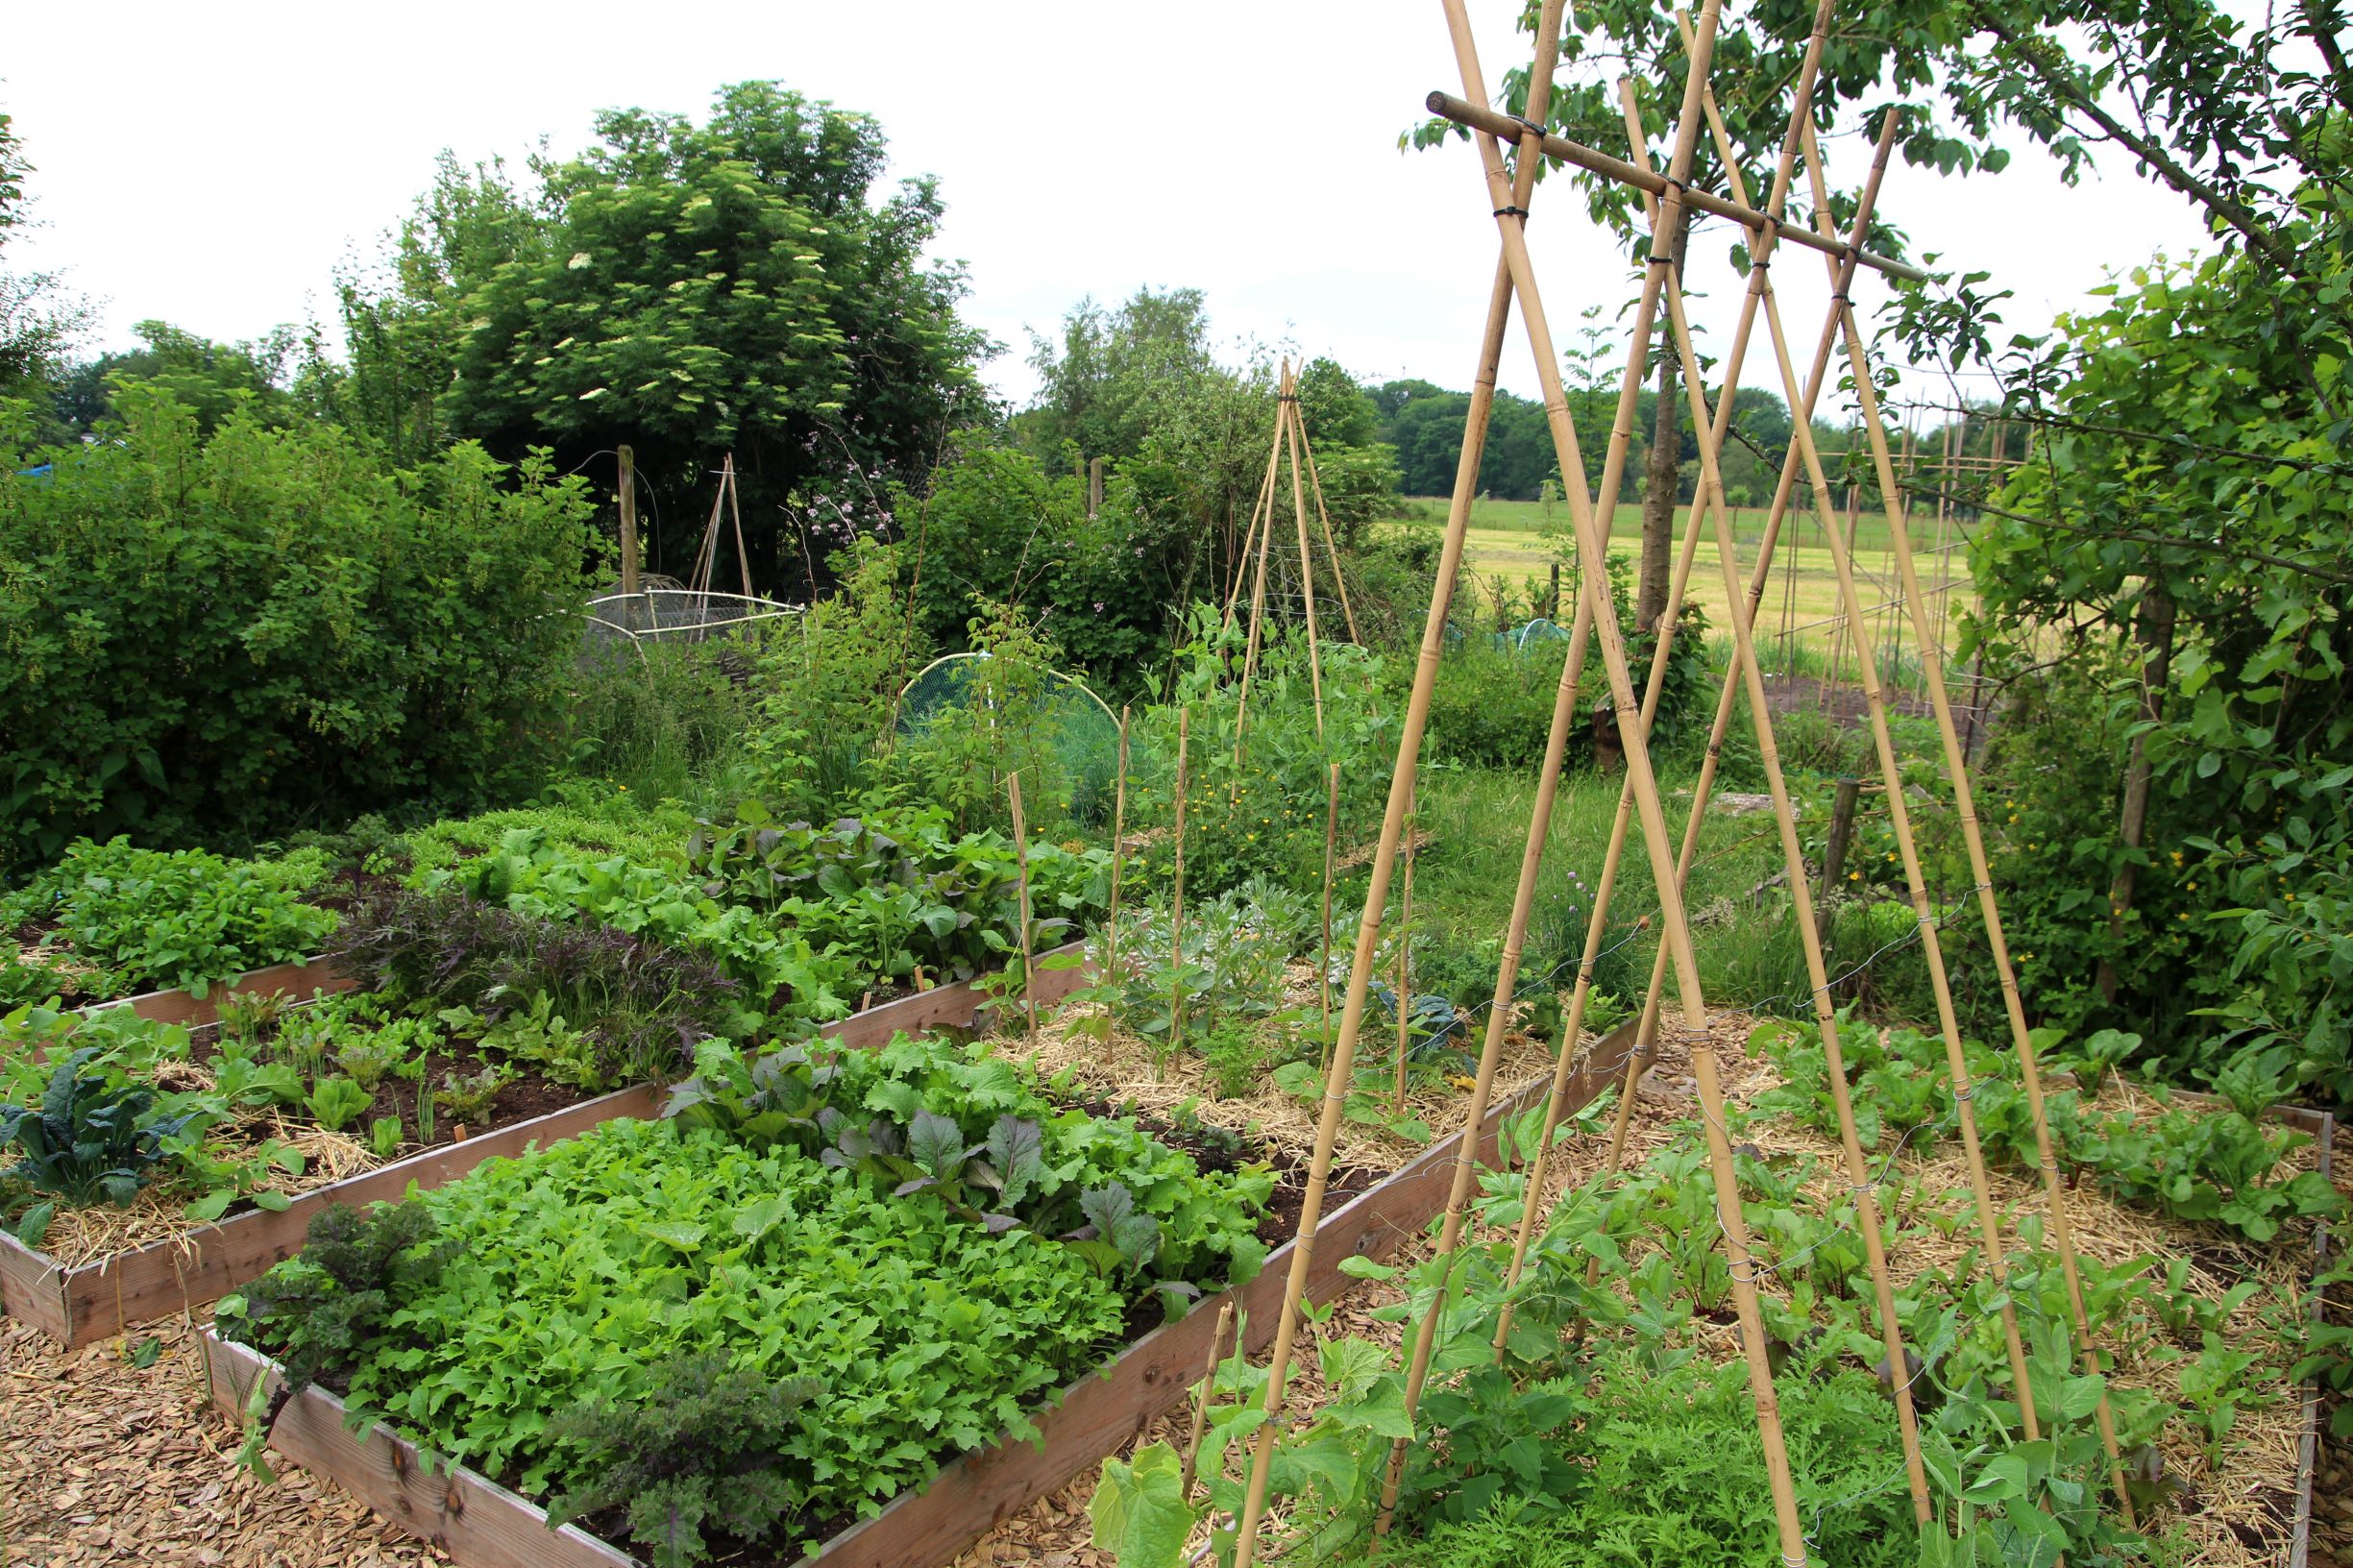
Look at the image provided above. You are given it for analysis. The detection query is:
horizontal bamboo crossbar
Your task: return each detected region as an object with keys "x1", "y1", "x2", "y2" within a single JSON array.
[
  {"x1": 1423, "y1": 92, "x2": 1929, "y2": 283},
  {"x1": 201, "y1": 1019, "x2": 1644, "y2": 1568},
  {"x1": 2, "y1": 945, "x2": 1092, "y2": 1348}
]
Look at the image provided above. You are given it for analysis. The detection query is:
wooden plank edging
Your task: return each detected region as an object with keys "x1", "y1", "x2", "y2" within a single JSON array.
[
  {"x1": 82, "y1": 954, "x2": 358, "y2": 1028},
  {"x1": 199, "y1": 1017, "x2": 1645, "y2": 1568},
  {"x1": 2288, "y1": 1111, "x2": 2335, "y2": 1568},
  {"x1": 4, "y1": 946, "x2": 1088, "y2": 1348}
]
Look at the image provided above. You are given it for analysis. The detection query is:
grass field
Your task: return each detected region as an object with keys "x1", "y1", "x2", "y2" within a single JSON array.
[{"x1": 1396, "y1": 495, "x2": 1976, "y2": 686}]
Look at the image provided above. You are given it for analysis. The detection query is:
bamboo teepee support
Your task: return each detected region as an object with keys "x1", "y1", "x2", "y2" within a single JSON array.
[
  {"x1": 1226, "y1": 12, "x2": 1565, "y2": 1556},
  {"x1": 1731, "y1": 128, "x2": 2046, "y2": 1448},
  {"x1": 1801, "y1": 120, "x2": 2135, "y2": 1519},
  {"x1": 1493, "y1": 0, "x2": 1849, "y2": 1345},
  {"x1": 1443, "y1": 3, "x2": 1825, "y2": 1561},
  {"x1": 1619, "y1": 79, "x2": 1931, "y2": 1520}
]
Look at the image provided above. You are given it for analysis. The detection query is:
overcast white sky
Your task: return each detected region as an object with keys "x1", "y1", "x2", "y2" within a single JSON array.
[{"x1": 6, "y1": 1, "x2": 2210, "y2": 424}]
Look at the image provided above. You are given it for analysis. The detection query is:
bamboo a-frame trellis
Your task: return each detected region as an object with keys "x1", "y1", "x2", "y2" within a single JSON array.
[
  {"x1": 1224, "y1": 358, "x2": 1361, "y2": 752},
  {"x1": 1224, "y1": 1, "x2": 2136, "y2": 1561}
]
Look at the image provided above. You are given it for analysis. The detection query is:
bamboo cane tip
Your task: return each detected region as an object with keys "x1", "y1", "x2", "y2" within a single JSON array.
[{"x1": 1426, "y1": 90, "x2": 1450, "y2": 112}]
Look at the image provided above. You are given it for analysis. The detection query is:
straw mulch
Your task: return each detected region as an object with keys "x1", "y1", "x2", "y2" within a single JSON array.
[
  {"x1": 1019, "y1": 961, "x2": 1578, "y2": 1176},
  {"x1": 963, "y1": 1010, "x2": 2347, "y2": 1568},
  {"x1": 26, "y1": 1109, "x2": 376, "y2": 1271},
  {"x1": 0, "y1": 1007, "x2": 2334, "y2": 1568}
]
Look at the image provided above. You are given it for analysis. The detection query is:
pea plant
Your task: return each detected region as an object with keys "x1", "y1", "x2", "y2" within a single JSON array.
[{"x1": 1754, "y1": 1015, "x2": 2342, "y2": 1241}]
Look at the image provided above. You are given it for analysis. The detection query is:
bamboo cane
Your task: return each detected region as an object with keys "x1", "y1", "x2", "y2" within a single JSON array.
[
  {"x1": 1009, "y1": 772, "x2": 1039, "y2": 1058},
  {"x1": 1232, "y1": 365, "x2": 1290, "y2": 796},
  {"x1": 1226, "y1": 20, "x2": 1561, "y2": 1557},
  {"x1": 1802, "y1": 119, "x2": 2134, "y2": 1519},
  {"x1": 1495, "y1": 0, "x2": 1855, "y2": 1350},
  {"x1": 1394, "y1": 772, "x2": 1415, "y2": 1111},
  {"x1": 1360, "y1": 20, "x2": 1626, "y2": 1496},
  {"x1": 1225, "y1": 407, "x2": 1287, "y2": 627},
  {"x1": 1731, "y1": 128, "x2": 2045, "y2": 1450},
  {"x1": 724, "y1": 453, "x2": 752, "y2": 600},
  {"x1": 1285, "y1": 370, "x2": 1329, "y2": 741},
  {"x1": 1320, "y1": 761, "x2": 1339, "y2": 1065},
  {"x1": 1296, "y1": 422, "x2": 1362, "y2": 642},
  {"x1": 1621, "y1": 81, "x2": 1931, "y2": 1520},
  {"x1": 1107, "y1": 706, "x2": 1133, "y2": 981},
  {"x1": 1598, "y1": 73, "x2": 1901, "y2": 1221},
  {"x1": 1411, "y1": 6, "x2": 1813, "y2": 1567},
  {"x1": 1420, "y1": 92, "x2": 1930, "y2": 282},
  {"x1": 1178, "y1": 1301, "x2": 1236, "y2": 1500},
  {"x1": 1170, "y1": 708, "x2": 1190, "y2": 1065}
]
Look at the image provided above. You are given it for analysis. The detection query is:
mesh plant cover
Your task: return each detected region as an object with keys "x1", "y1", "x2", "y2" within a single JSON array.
[{"x1": 895, "y1": 652, "x2": 1124, "y2": 825}]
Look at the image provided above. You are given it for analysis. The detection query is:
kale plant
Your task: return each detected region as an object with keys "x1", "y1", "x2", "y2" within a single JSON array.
[
  {"x1": 545, "y1": 1356, "x2": 828, "y2": 1568},
  {"x1": 0, "y1": 1047, "x2": 197, "y2": 1205}
]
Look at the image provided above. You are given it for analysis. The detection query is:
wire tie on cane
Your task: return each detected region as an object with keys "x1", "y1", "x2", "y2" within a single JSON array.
[{"x1": 1954, "y1": 1081, "x2": 1975, "y2": 1104}]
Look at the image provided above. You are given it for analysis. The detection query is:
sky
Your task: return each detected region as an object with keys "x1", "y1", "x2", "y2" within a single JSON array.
[{"x1": 6, "y1": 1, "x2": 2213, "y2": 427}]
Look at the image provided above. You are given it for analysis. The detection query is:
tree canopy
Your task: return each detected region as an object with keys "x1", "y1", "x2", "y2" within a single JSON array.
[{"x1": 331, "y1": 82, "x2": 992, "y2": 589}]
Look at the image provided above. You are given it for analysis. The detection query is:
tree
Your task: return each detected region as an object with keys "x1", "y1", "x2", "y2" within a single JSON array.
[
  {"x1": 0, "y1": 108, "x2": 89, "y2": 405},
  {"x1": 339, "y1": 83, "x2": 992, "y2": 591},
  {"x1": 1020, "y1": 285, "x2": 1217, "y2": 462},
  {"x1": 52, "y1": 320, "x2": 325, "y2": 436},
  {"x1": 1968, "y1": 179, "x2": 2352, "y2": 1110}
]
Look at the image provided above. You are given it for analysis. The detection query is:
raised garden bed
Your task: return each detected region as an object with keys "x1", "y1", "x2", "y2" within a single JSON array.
[
  {"x1": 0, "y1": 944, "x2": 1091, "y2": 1348},
  {"x1": 198, "y1": 1017, "x2": 1645, "y2": 1568}
]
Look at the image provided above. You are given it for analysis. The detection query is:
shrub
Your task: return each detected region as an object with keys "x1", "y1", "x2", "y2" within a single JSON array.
[{"x1": 0, "y1": 390, "x2": 598, "y2": 872}]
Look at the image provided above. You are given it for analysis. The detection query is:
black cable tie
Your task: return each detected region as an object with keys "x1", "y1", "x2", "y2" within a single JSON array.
[
  {"x1": 1512, "y1": 114, "x2": 1548, "y2": 141},
  {"x1": 1494, "y1": 204, "x2": 1532, "y2": 220}
]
